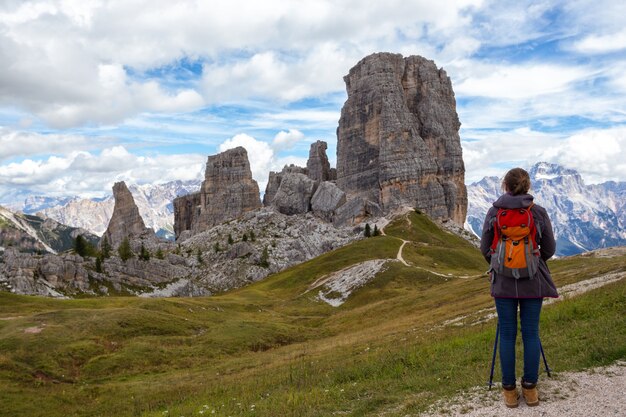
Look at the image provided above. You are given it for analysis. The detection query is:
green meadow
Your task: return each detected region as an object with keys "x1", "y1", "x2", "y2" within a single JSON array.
[{"x1": 1, "y1": 211, "x2": 624, "y2": 416}]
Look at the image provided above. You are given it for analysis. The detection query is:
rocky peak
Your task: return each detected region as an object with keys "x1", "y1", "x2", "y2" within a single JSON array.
[
  {"x1": 101, "y1": 181, "x2": 155, "y2": 248},
  {"x1": 529, "y1": 162, "x2": 579, "y2": 179},
  {"x1": 336, "y1": 52, "x2": 467, "y2": 225},
  {"x1": 307, "y1": 140, "x2": 333, "y2": 182},
  {"x1": 174, "y1": 147, "x2": 261, "y2": 239}
]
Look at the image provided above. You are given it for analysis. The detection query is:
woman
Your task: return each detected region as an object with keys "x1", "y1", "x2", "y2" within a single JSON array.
[{"x1": 480, "y1": 168, "x2": 558, "y2": 408}]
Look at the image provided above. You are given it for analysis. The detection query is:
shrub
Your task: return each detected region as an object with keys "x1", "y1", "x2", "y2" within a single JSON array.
[
  {"x1": 139, "y1": 243, "x2": 151, "y2": 261},
  {"x1": 259, "y1": 246, "x2": 270, "y2": 268}
]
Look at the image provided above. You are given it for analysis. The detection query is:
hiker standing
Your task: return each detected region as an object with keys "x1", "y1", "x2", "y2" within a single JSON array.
[{"x1": 480, "y1": 168, "x2": 558, "y2": 408}]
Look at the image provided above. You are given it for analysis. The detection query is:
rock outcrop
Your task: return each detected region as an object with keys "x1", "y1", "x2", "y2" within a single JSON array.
[
  {"x1": 271, "y1": 173, "x2": 318, "y2": 215},
  {"x1": 1, "y1": 207, "x2": 360, "y2": 297},
  {"x1": 263, "y1": 164, "x2": 308, "y2": 207},
  {"x1": 174, "y1": 147, "x2": 261, "y2": 238},
  {"x1": 336, "y1": 52, "x2": 467, "y2": 225},
  {"x1": 101, "y1": 182, "x2": 156, "y2": 248},
  {"x1": 264, "y1": 141, "x2": 336, "y2": 216}
]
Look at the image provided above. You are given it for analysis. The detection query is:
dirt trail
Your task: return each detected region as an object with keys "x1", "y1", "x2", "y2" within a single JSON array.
[
  {"x1": 418, "y1": 361, "x2": 626, "y2": 417},
  {"x1": 396, "y1": 240, "x2": 409, "y2": 266}
]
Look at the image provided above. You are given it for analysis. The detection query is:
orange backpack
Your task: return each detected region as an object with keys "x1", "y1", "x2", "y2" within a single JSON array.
[{"x1": 490, "y1": 204, "x2": 540, "y2": 279}]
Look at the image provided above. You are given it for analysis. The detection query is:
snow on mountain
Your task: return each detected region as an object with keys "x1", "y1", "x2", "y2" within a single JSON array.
[
  {"x1": 37, "y1": 180, "x2": 201, "y2": 239},
  {"x1": 467, "y1": 162, "x2": 626, "y2": 256}
]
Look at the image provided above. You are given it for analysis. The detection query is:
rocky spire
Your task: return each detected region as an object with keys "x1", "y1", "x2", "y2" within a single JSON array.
[
  {"x1": 306, "y1": 140, "x2": 333, "y2": 182},
  {"x1": 174, "y1": 147, "x2": 261, "y2": 238},
  {"x1": 101, "y1": 181, "x2": 155, "y2": 247},
  {"x1": 336, "y1": 52, "x2": 467, "y2": 225}
]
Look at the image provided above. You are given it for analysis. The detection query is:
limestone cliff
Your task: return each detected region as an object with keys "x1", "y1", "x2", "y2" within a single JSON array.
[
  {"x1": 174, "y1": 147, "x2": 261, "y2": 238},
  {"x1": 336, "y1": 52, "x2": 467, "y2": 225},
  {"x1": 101, "y1": 181, "x2": 156, "y2": 248}
]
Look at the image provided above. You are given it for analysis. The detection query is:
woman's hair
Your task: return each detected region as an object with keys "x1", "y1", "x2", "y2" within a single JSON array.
[{"x1": 502, "y1": 168, "x2": 531, "y2": 195}]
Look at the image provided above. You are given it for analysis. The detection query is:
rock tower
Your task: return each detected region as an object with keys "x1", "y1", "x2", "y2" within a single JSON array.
[
  {"x1": 174, "y1": 147, "x2": 261, "y2": 238},
  {"x1": 101, "y1": 181, "x2": 155, "y2": 247},
  {"x1": 336, "y1": 53, "x2": 467, "y2": 225}
]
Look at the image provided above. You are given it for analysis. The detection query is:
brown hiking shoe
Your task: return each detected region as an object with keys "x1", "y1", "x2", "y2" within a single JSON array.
[
  {"x1": 522, "y1": 380, "x2": 539, "y2": 406},
  {"x1": 502, "y1": 385, "x2": 519, "y2": 408}
]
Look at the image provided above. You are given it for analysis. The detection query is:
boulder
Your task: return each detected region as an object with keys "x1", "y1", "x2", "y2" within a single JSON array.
[
  {"x1": 333, "y1": 197, "x2": 382, "y2": 226},
  {"x1": 311, "y1": 181, "x2": 346, "y2": 222}
]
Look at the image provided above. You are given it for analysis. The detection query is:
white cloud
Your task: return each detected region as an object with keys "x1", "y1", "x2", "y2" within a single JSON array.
[
  {"x1": 463, "y1": 126, "x2": 626, "y2": 184},
  {"x1": 0, "y1": 129, "x2": 99, "y2": 161},
  {"x1": 0, "y1": 145, "x2": 205, "y2": 200},
  {"x1": 0, "y1": 0, "x2": 484, "y2": 126},
  {"x1": 571, "y1": 29, "x2": 626, "y2": 54},
  {"x1": 540, "y1": 127, "x2": 626, "y2": 184},
  {"x1": 455, "y1": 63, "x2": 593, "y2": 99},
  {"x1": 272, "y1": 129, "x2": 305, "y2": 151}
]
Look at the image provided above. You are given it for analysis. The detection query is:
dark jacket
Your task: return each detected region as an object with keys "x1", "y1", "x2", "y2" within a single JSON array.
[{"x1": 480, "y1": 193, "x2": 559, "y2": 298}]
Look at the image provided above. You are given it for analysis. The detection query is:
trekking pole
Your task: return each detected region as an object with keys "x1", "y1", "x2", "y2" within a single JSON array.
[
  {"x1": 539, "y1": 339, "x2": 551, "y2": 377},
  {"x1": 488, "y1": 321, "x2": 500, "y2": 390}
]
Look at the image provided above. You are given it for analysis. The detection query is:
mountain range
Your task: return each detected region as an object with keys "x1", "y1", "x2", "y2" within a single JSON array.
[
  {"x1": 9, "y1": 180, "x2": 201, "y2": 240},
  {"x1": 0, "y1": 205, "x2": 99, "y2": 254},
  {"x1": 466, "y1": 162, "x2": 626, "y2": 256}
]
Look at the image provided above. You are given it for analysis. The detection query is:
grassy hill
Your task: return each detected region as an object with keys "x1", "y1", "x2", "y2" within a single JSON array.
[{"x1": 0, "y1": 211, "x2": 624, "y2": 417}]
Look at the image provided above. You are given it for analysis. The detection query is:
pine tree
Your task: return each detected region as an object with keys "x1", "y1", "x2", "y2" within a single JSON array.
[
  {"x1": 373, "y1": 225, "x2": 380, "y2": 236},
  {"x1": 364, "y1": 223, "x2": 371, "y2": 238},
  {"x1": 101, "y1": 236, "x2": 112, "y2": 258},
  {"x1": 228, "y1": 234, "x2": 234, "y2": 245},
  {"x1": 118, "y1": 237, "x2": 133, "y2": 261},
  {"x1": 242, "y1": 233, "x2": 248, "y2": 242},
  {"x1": 196, "y1": 248, "x2": 203, "y2": 264},
  {"x1": 95, "y1": 255, "x2": 103, "y2": 273},
  {"x1": 155, "y1": 248, "x2": 165, "y2": 260},
  {"x1": 74, "y1": 235, "x2": 88, "y2": 257},
  {"x1": 250, "y1": 230, "x2": 256, "y2": 241},
  {"x1": 214, "y1": 242, "x2": 221, "y2": 253}
]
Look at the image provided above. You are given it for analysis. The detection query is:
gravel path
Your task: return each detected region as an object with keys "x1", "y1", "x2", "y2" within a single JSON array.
[{"x1": 420, "y1": 361, "x2": 626, "y2": 416}]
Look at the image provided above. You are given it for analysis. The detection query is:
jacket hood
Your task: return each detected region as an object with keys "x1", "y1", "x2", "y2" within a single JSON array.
[{"x1": 493, "y1": 193, "x2": 534, "y2": 209}]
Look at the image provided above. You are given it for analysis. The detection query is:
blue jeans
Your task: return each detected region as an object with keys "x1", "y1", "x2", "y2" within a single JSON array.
[{"x1": 494, "y1": 297, "x2": 543, "y2": 386}]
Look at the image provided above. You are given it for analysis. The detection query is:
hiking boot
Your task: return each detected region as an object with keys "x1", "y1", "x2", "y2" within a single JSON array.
[
  {"x1": 521, "y1": 380, "x2": 539, "y2": 406},
  {"x1": 502, "y1": 384, "x2": 519, "y2": 408}
]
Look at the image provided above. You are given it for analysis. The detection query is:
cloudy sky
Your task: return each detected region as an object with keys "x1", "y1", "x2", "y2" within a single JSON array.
[{"x1": 1, "y1": 0, "x2": 625, "y2": 204}]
